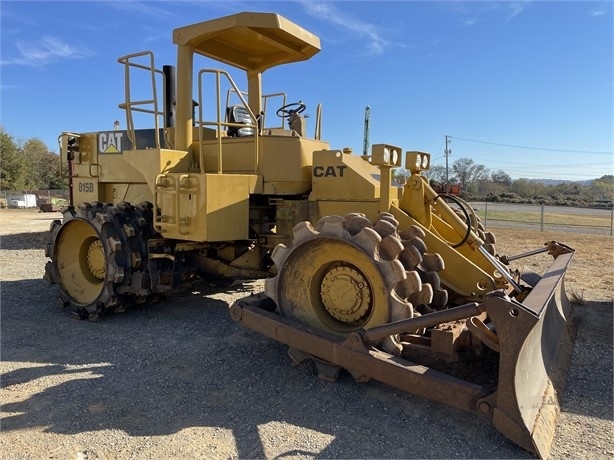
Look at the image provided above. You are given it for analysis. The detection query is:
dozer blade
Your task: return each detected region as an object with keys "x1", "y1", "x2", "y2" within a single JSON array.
[
  {"x1": 480, "y1": 249, "x2": 578, "y2": 459},
  {"x1": 229, "y1": 250, "x2": 577, "y2": 459}
]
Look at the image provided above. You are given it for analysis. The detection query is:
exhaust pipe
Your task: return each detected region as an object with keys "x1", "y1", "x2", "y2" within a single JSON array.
[{"x1": 163, "y1": 65, "x2": 176, "y2": 129}]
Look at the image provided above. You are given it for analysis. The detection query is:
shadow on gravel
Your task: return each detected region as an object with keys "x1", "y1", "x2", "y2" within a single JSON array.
[
  {"x1": 2, "y1": 277, "x2": 610, "y2": 459},
  {"x1": 0, "y1": 231, "x2": 49, "y2": 250},
  {"x1": 561, "y1": 302, "x2": 614, "y2": 420}
]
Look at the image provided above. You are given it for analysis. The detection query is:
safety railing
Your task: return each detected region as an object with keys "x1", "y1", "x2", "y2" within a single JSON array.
[
  {"x1": 197, "y1": 69, "x2": 259, "y2": 174},
  {"x1": 117, "y1": 51, "x2": 168, "y2": 150}
]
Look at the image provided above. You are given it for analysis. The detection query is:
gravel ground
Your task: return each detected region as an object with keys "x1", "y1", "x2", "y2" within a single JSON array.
[{"x1": 1, "y1": 209, "x2": 612, "y2": 459}]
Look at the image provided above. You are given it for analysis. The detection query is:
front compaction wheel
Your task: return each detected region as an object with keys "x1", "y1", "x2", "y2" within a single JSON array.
[
  {"x1": 264, "y1": 212, "x2": 448, "y2": 355},
  {"x1": 45, "y1": 201, "x2": 155, "y2": 319}
]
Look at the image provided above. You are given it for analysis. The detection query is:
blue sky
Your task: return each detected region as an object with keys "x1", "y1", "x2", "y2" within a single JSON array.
[{"x1": 1, "y1": 0, "x2": 612, "y2": 181}]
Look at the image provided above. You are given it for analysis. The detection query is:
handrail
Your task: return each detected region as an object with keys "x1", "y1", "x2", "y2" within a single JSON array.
[
  {"x1": 197, "y1": 69, "x2": 259, "y2": 174},
  {"x1": 117, "y1": 51, "x2": 167, "y2": 150},
  {"x1": 261, "y1": 92, "x2": 287, "y2": 129}
]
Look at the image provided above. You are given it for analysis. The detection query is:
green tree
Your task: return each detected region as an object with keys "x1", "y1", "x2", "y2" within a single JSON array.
[
  {"x1": 46, "y1": 152, "x2": 68, "y2": 189},
  {"x1": 452, "y1": 157, "x2": 488, "y2": 193},
  {"x1": 20, "y1": 138, "x2": 66, "y2": 189},
  {"x1": 511, "y1": 178, "x2": 542, "y2": 197},
  {"x1": 491, "y1": 170, "x2": 512, "y2": 186},
  {"x1": 427, "y1": 164, "x2": 448, "y2": 183},
  {"x1": 18, "y1": 138, "x2": 44, "y2": 189},
  {"x1": 590, "y1": 175, "x2": 614, "y2": 199},
  {"x1": 0, "y1": 127, "x2": 27, "y2": 191},
  {"x1": 477, "y1": 177, "x2": 505, "y2": 196}
]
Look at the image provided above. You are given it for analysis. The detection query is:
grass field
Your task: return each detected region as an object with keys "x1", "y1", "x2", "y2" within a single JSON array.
[
  {"x1": 475, "y1": 209, "x2": 612, "y2": 227},
  {"x1": 466, "y1": 202, "x2": 614, "y2": 234}
]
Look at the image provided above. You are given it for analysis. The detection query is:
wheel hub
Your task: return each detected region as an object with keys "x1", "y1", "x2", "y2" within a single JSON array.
[
  {"x1": 320, "y1": 265, "x2": 372, "y2": 323},
  {"x1": 87, "y1": 239, "x2": 105, "y2": 280}
]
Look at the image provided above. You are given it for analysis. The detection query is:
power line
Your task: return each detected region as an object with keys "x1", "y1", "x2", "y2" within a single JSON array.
[
  {"x1": 467, "y1": 157, "x2": 613, "y2": 168},
  {"x1": 496, "y1": 169, "x2": 605, "y2": 177},
  {"x1": 450, "y1": 136, "x2": 613, "y2": 155}
]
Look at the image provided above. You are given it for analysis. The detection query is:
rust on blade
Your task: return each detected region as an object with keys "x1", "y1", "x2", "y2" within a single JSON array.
[{"x1": 485, "y1": 251, "x2": 577, "y2": 459}]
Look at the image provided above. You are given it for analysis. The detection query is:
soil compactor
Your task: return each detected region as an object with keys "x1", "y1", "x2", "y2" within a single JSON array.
[{"x1": 45, "y1": 12, "x2": 577, "y2": 459}]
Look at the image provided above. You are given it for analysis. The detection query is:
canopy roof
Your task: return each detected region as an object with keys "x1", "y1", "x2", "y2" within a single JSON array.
[{"x1": 173, "y1": 12, "x2": 321, "y2": 72}]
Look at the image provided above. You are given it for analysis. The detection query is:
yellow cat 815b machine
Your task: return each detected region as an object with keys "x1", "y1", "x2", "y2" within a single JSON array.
[{"x1": 45, "y1": 12, "x2": 577, "y2": 458}]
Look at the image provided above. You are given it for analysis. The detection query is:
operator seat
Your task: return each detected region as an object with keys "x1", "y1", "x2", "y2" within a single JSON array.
[{"x1": 226, "y1": 105, "x2": 255, "y2": 137}]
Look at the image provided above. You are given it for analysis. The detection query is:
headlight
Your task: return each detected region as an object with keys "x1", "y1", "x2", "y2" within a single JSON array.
[
  {"x1": 405, "y1": 151, "x2": 431, "y2": 172},
  {"x1": 415, "y1": 154, "x2": 422, "y2": 169},
  {"x1": 391, "y1": 149, "x2": 399, "y2": 165},
  {"x1": 372, "y1": 144, "x2": 403, "y2": 166},
  {"x1": 383, "y1": 147, "x2": 390, "y2": 164}
]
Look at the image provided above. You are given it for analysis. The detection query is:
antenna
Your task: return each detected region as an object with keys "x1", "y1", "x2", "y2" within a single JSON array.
[
  {"x1": 363, "y1": 106, "x2": 371, "y2": 156},
  {"x1": 445, "y1": 134, "x2": 452, "y2": 193}
]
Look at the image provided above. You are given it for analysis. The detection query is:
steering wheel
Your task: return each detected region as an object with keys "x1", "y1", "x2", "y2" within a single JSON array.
[{"x1": 276, "y1": 102, "x2": 306, "y2": 118}]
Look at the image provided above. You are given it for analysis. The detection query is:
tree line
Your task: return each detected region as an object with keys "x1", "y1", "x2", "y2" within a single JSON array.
[
  {"x1": 397, "y1": 157, "x2": 613, "y2": 207},
  {"x1": 1, "y1": 127, "x2": 612, "y2": 207},
  {"x1": 1, "y1": 127, "x2": 68, "y2": 191}
]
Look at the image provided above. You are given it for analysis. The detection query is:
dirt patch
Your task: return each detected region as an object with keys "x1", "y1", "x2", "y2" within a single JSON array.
[{"x1": 490, "y1": 228, "x2": 613, "y2": 303}]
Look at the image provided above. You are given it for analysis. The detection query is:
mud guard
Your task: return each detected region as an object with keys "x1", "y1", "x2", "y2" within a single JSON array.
[{"x1": 229, "y1": 250, "x2": 577, "y2": 459}]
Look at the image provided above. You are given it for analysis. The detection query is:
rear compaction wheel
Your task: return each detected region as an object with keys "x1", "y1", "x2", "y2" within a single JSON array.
[{"x1": 45, "y1": 201, "x2": 156, "y2": 319}]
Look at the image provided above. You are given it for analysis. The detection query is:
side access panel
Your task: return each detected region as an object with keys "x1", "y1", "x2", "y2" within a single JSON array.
[{"x1": 154, "y1": 172, "x2": 260, "y2": 242}]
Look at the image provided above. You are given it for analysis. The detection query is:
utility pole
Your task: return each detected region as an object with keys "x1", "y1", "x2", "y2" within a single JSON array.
[{"x1": 444, "y1": 135, "x2": 452, "y2": 193}]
